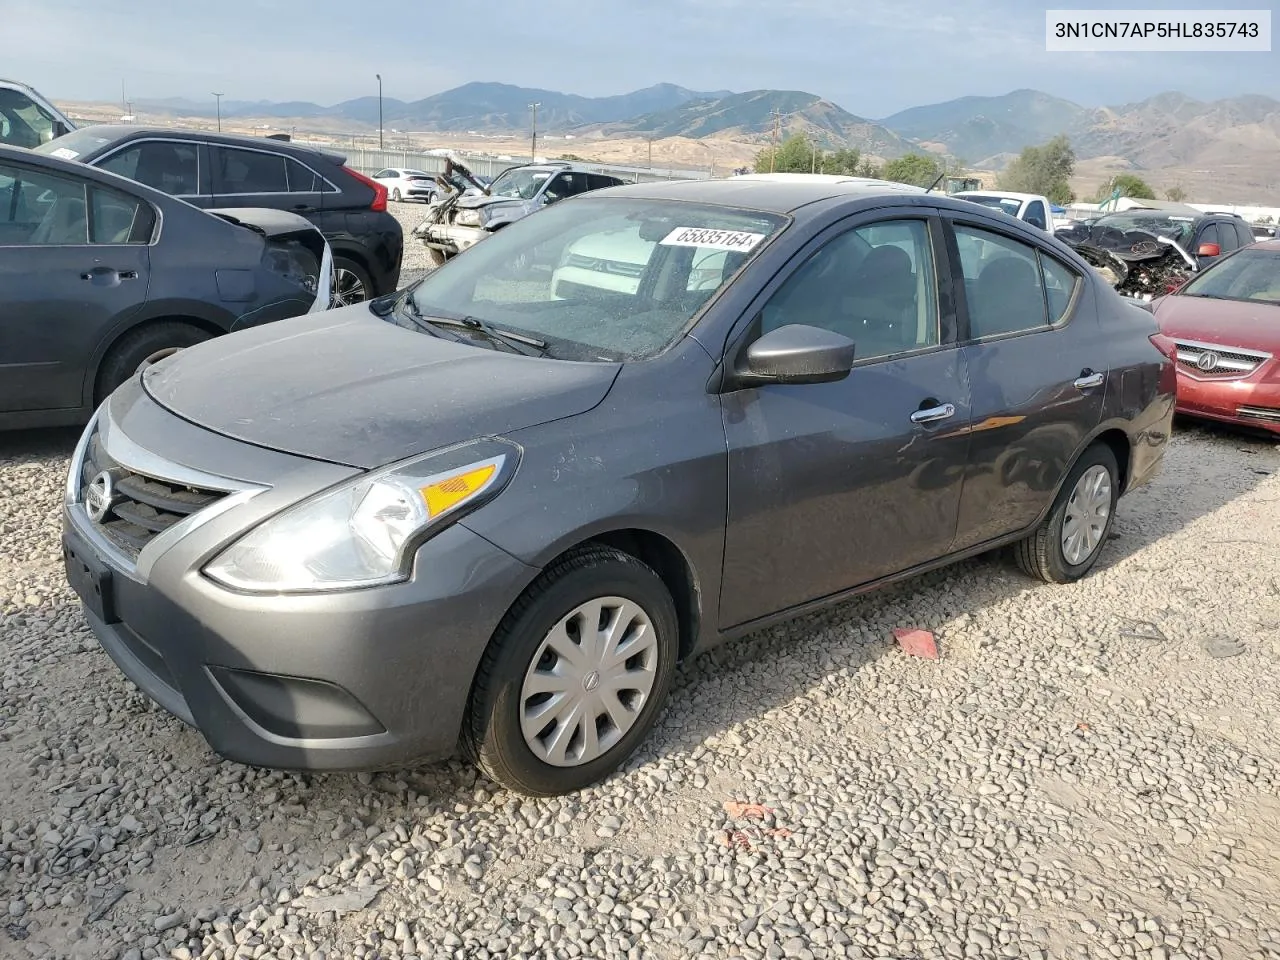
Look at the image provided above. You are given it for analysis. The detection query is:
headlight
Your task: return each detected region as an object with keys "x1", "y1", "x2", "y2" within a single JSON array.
[
  {"x1": 455, "y1": 209, "x2": 481, "y2": 227},
  {"x1": 204, "y1": 439, "x2": 520, "y2": 593}
]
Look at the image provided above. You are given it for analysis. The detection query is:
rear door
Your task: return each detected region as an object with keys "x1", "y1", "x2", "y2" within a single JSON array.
[
  {"x1": 943, "y1": 214, "x2": 1106, "y2": 551},
  {"x1": 210, "y1": 144, "x2": 323, "y2": 216},
  {"x1": 0, "y1": 161, "x2": 152, "y2": 412}
]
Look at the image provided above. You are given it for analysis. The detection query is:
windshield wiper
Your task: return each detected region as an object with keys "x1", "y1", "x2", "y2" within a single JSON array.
[{"x1": 420, "y1": 310, "x2": 548, "y2": 357}]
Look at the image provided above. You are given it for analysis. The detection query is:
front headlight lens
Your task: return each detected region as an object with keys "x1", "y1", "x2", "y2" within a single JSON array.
[
  {"x1": 204, "y1": 441, "x2": 517, "y2": 593},
  {"x1": 455, "y1": 209, "x2": 481, "y2": 227}
]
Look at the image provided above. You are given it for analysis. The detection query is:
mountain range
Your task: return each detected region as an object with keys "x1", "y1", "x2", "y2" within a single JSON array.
[{"x1": 118, "y1": 82, "x2": 1280, "y2": 180}]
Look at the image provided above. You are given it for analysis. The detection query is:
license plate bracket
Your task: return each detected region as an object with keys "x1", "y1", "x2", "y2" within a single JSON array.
[{"x1": 63, "y1": 532, "x2": 119, "y2": 625}]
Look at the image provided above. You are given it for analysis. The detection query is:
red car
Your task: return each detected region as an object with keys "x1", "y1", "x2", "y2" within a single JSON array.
[{"x1": 1152, "y1": 239, "x2": 1280, "y2": 436}]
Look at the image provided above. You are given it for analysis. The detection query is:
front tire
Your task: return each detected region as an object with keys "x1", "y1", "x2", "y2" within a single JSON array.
[
  {"x1": 426, "y1": 247, "x2": 448, "y2": 268},
  {"x1": 463, "y1": 547, "x2": 678, "y2": 797},
  {"x1": 1014, "y1": 443, "x2": 1119, "y2": 583}
]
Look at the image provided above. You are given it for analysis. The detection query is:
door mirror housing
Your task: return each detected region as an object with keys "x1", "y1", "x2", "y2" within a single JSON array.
[
  {"x1": 1196, "y1": 242, "x2": 1221, "y2": 257},
  {"x1": 728, "y1": 324, "x2": 855, "y2": 389}
]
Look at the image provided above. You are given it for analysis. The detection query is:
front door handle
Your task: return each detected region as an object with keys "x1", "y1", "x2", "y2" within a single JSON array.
[
  {"x1": 1074, "y1": 370, "x2": 1105, "y2": 390},
  {"x1": 911, "y1": 402, "x2": 956, "y2": 424}
]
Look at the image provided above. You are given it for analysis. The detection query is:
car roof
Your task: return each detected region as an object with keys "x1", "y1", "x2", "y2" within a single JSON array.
[
  {"x1": 58, "y1": 124, "x2": 346, "y2": 164},
  {"x1": 590, "y1": 176, "x2": 936, "y2": 214},
  {"x1": 955, "y1": 190, "x2": 1042, "y2": 201}
]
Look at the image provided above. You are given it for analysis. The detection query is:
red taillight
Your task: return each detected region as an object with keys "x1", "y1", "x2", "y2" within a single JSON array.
[
  {"x1": 344, "y1": 166, "x2": 388, "y2": 212},
  {"x1": 1149, "y1": 332, "x2": 1178, "y2": 360}
]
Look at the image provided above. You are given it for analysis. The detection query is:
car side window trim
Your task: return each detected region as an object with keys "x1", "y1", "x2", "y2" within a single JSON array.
[
  {"x1": 719, "y1": 208, "x2": 959, "y2": 370},
  {"x1": 209, "y1": 144, "x2": 340, "y2": 196},
  {"x1": 942, "y1": 214, "x2": 1082, "y2": 344}
]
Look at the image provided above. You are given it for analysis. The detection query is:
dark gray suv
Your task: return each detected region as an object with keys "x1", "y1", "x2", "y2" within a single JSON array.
[{"x1": 62, "y1": 177, "x2": 1177, "y2": 796}]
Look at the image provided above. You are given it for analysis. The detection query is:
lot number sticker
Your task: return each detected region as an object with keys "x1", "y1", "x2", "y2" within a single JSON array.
[
  {"x1": 49, "y1": 147, "x2": 80, "y2": 160},
  {"x1": 660, "y1": 227, "x2": 765, "y2": 252}
]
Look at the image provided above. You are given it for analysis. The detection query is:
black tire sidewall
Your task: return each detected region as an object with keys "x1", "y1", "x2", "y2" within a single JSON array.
[
  {"x1": 476, "y1": 558, "x2": 678, "y2": 795},
  {"x1": 96, "y1": 324, "x2": 210, "y2": 405},
  {"x1": 1043, "y1": 445, "x2": 1120, "y2": 581}
]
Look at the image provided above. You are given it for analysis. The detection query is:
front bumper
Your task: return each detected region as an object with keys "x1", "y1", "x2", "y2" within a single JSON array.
[
  {"x1": 419, "y1": 223, "x2": 489, "y2": 254},
  {"x1": 62, "y1": 386, "x2": 538, "y2": 771},
  {"x1": 1175, "y1": 370, "x2": 1280, "y2": 435}
]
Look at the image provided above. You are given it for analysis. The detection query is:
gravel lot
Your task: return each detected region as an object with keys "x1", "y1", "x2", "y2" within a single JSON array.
[
  {"x1": 389, "y1": 199, "x2": 438, "y2": 288},
  {"x1": 3, "y1": 350, "x2": 1280, "y2": 957}
]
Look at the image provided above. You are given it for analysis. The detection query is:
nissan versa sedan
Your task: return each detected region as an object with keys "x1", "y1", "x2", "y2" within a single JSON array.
[{"x1": 62, "y1": 178, "x2": 1176, "y2": 796}]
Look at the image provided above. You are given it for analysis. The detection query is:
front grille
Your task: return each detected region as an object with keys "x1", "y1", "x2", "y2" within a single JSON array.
[
  {"x1": 1238, "y1": 405, "x2": 1280, "y2": 423},
  {"x1": 80, "y1": 430, "x2": 229, "y2": 560},
  {"x1": 1173, "y1": 340, "x2": 1269, "y2": 378}
]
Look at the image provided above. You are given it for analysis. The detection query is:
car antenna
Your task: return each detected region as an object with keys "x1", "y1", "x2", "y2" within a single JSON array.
[{"x1": 925, "y1": 172, "x2": 946, "y2": 194}]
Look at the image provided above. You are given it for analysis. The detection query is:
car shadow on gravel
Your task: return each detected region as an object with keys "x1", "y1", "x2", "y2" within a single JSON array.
[{"x1": 0, "y1": 427, "x2": 81, "y2": 466}]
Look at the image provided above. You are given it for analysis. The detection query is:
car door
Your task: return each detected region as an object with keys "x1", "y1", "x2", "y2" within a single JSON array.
[
  {"x1": 1194, "y1": 222, "x2": 1228, "y2": 269},
  {"x1": 719, "y1": 211, "x2": 973, "y2": 627},
  {"x1": 943, "y1": 215, "x2": 1106, "y2": 552},
  {"x1": 0, "y1": 161, "x2": 152, "y2": 412}
]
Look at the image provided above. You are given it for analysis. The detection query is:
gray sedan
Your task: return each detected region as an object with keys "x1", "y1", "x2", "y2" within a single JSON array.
[{"x1": 62, "y1": 177, "x2": 1177, "y2": 796}]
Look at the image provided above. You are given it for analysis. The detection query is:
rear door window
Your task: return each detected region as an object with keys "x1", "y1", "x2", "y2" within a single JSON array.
[
  {"x1": 1024, "y1": 200, "x2": 1048, "y2": 229},
  {"x1": 214, "y1": 147, "x2": 289, "y2": 195},
  {"x1": 953, "y1": 225, "x2": 1050, "y2": 337}
]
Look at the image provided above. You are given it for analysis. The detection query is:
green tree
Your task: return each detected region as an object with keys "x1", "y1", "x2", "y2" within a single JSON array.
[
  {"x1": 753, "y1": 135, "x2": 882, "y2": 177},
  {"x1": 999, "y1": 134, "x2": 1076, "y2": 206},
  {"x1": 880, "y1": 153, "x2": 942, "y2": 187},
  {"x1": 1164, "y1": 184, "x2": 1188, "y2": 203},
  {"x1": 1099, "y1": 174, "x2": 1155, "y2": 201}
]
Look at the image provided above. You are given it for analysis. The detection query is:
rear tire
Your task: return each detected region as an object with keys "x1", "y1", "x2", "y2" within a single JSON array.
[
  {"x1": 462, "y1": 547, "x2": 678, "y2": 797},
  {"x1": 1014, "y1": 443, "x2": 1120, "y2": 583},
  {"x1": 95, "y1": 322, "x2": 211, "y2": 405},
  {"x1": 391, "y1": 188, "x2": 402, "y2": 202},
  {"x1": 332, "y1": 257, "x2": 373, "y2": 305}
]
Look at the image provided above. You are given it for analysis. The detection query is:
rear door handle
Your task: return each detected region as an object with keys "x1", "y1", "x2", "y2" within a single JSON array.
[
  {"x1": 1074, "y1": 370, "x2": 1105, "y2": 390},
  {"x1": 80, "y1": 268, "x2": 138, "y2": 281},
  {"x1": 911, "y1": 402, "x2": 956, "y2": 424}
]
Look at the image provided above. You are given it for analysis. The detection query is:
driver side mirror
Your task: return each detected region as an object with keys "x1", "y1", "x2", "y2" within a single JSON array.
[
  {"x1": 1197, "y1": 242, "x2": 1221, "y2": 257},
  {"x1": 726, "y1": 324, "x2": 855, "y2": 390}
]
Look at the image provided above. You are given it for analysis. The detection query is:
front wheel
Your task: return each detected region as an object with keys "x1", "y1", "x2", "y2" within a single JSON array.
[
  {"x1": 463, "y1": 547, "x2": 678, "y2": 797},
  {"x1": 426, "y1": 246, "x2": 448, "y2": 268},
  {"x1": 1014, "y1": 443, "x2": 1120, "y2": 583}
]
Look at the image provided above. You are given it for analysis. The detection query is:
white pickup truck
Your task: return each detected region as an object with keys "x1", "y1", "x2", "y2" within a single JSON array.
[{"x1": 952, "y1": 190, "x2": 1055, "y2": 235}]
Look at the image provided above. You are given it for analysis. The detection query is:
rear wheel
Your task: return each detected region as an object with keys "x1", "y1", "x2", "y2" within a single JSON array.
[
  {"x1": 95, "y1": 322, "x2": 211, "y2": 405},
  {"x1": 331, "y1": 257, "x2": 373, "y2": 306},
  {"x1": 1014, "y1": 443, "x2": 1120, "y2": 583},
  {"x1": 463, "y1": 547, "x2": 678, "y2": 796},
  {"x1": 391, "y1": 188, "x2": 402, "y2": 202}
]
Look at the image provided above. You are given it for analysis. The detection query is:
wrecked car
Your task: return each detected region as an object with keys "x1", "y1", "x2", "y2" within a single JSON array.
[
  {"x1": 413, "y1": 159, "x2": 626, "y2": 266},
  {"x1": 1056, "y1": 210, "x2": 1254, "y2": 300}
]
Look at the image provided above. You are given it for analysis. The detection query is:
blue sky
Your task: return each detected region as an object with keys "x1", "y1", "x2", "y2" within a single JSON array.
[{"x1": 3, "y1": 0, "x2": 1275, "y2": 116}]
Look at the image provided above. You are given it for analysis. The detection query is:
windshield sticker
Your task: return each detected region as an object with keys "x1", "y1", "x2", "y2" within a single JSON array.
[
  {"x1": 49, "y1": 147, "x2": 79, "y2": 160},
  {"x1": 660, "y1": 227, "x2": 766, "y2": 252}
]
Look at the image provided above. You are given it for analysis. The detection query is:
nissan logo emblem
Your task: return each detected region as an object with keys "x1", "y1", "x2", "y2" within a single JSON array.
[
  {"x1": 84, "y1": 470, "x2": 118, "y2": 523},
  {"x1": 1195, "y1": 351, "x2": 1221, "y2": 373}
]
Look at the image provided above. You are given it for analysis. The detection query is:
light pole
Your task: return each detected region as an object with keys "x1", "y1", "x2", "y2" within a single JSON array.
[
  {"x1": 529, "y1": 102, "x2": 540, "y2": 161},
  {"x1": 376, "y1": 74, "x2": 383, "y2": 150},
  {"x1": 212, "y1": 92, "x2": 223, "y2": 132}
]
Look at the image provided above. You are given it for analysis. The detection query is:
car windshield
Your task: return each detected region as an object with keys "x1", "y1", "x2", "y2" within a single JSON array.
[
  {"x1": 964, "y1": 195, "x2": 1023, "y2": 217},
  {"x1": 0, "y1": 89, "x2": 60, "y2": 149},
  {"x1": 487, "y1": 168, "x2": 552, "y2": 200},
  {"x1": 1093, "y1": 213, "x2": 1196, "y2": 247},
  {"x1": 1179, "y1": 247, "x2": 1280, "y2": 306},
  {"x1": 406, "y1": 196, "x2": 788, "y2": 361},
  {"x1": 32, "y1": 127, "x2": 118, "y2": 159}
]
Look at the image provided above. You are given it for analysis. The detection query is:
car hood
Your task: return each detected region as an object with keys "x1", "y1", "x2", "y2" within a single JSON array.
[
  {"x1": 1154, "y1": 295, "x2": 1280, "y2": 353},
  {"x1": 140, "y1": 305, "x2": 622, "y2": 470}
]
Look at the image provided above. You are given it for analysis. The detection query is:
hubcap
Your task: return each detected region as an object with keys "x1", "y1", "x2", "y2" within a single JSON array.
[
  {"x1": 331, "y1": 268, "x2": 367, "y2": 307},
  {"x1": 1061, "y1": 464, "x2": 1112, "y2": 565},
  {"x1": 520, "y1": 597, "x2": 659, "y2": 768}
]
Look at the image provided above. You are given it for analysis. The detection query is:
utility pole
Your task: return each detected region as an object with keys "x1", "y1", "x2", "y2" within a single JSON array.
[
  {"x1": 811, "y1": 136, "x2": 817, "y2": 174},
  {"x1": 376, "y1": 74, "x2": 384, "y2": 150},
  {"x1": 769, "y1": 108, "x2": 783, "y2": 173},
  {"x1": 212, "y1": 92, "x2": 223, "y2": 132},
  {"x1": 647, "y1": 138, "x2": 653, "y2": 170},
  {"x1": 529, "y1": 102, "x2": 541, "y2": 161}
]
